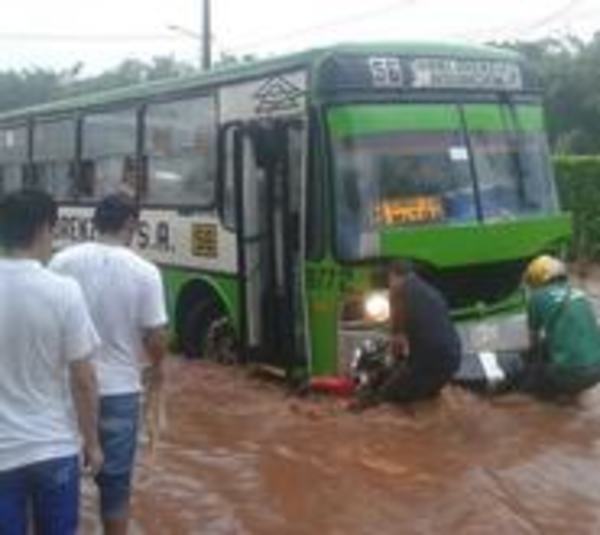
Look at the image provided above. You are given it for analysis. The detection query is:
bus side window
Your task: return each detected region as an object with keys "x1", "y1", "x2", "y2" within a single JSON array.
[
  {"x1": 220, "y1": 133, "x2": 265, "y2": 233},
  {"x1": 144, "y1": 96, "x2": 216, "y2": 208},
  {"x1": 22, "y1": 164, "x2": 37, "y2": 189},
  {"x1": 0, "y1": 166, "x2": 19, "y2": 196},
  {"x1": 0, "y1": 125, "x2": 28, "y2": 195},
  {"x1": 78, "y1": 160, "x2": 96, "y2": 198},
  {"x1": 32, "y1": 118, "x2": 77, "y2": 200},
  {"x1": 29, "y1": 161, "x2": 77, "y2": 199},
  {"x1": 0, "y1": 165, "x2": 25, "y2": 194},
  {"x1": 221, "y1": 129, "x2": 237, "y2": 228},
  {"x1": 81, "y1": 109, "x2": 138, "y2": 199}
]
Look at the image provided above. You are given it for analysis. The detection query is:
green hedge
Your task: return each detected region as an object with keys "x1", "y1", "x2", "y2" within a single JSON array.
[{"x1": 554, "y1": 155, "x2": 600, "y2": 260}]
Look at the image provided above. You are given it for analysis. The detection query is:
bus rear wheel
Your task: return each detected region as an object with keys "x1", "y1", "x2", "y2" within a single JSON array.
[
  {"x1": 181, "y1": 300, "x2": 221, "y2": 359},
  {"x1": 205, "y1": 316, "x2": 239, "y2": 365}
]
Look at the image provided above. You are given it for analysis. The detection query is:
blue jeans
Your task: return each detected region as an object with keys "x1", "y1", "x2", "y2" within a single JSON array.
[
  {"x1": 0, "y1": 455, "x2": 79, "y2": 535},
  {"x1": 96, "y1": 393, "x2": 140, "y2": 520}
]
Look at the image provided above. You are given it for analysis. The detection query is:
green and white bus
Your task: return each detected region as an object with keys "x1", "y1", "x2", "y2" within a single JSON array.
[{"x1": 0, "y1": 42, "x2": 571, "y2": 379}]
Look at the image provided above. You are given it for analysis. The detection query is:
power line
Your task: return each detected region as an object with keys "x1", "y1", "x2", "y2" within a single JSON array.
[
  {"x1": 0, "y1": 0, "x2": 593, "y2": 57},
  {"x1": 518, "y1": 0, "x2": 584, "y2": 36},
  {"x1": 0, "y1": 33, "x2": 182, "y2": 42},
  {"x1": 222, "y1": 0, "x2": 418, "y2": 55},
  {"x1": 456, "y1": 0, "x2": 584, "y2": 41},
  {"x1": 0, "y1": 0, "x2": 416, "y2": 48},
  {"x1": 0, "y1": 1, "x2": 416, "y2": 55}
]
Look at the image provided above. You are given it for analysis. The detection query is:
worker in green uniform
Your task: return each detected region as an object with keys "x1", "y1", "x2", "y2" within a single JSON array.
[{"x1": 522, "y1": 255, "x2": 600, "y2": 397}]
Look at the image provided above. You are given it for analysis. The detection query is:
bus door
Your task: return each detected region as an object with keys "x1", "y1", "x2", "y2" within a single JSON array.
[{"x1": 220, "y1": 119, "x2": 307, "y2": 376}]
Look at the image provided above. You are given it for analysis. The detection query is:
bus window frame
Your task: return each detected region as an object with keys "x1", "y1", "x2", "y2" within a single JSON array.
[
  {"x1": 216, "y1": 116, "x2": 311, "y2": 239},
  {"x1": 0, "y1": 121, "x2": 30, "y2": 157},
  {"x1": 141, "y1": 92, "x2": 218, "y2": 211},
  {"x1": 16, "y1": 90, "x2": 219, "y2": 208},
  {"x1": 217, "y1": 122, "x2": 275, "y2": 236},
  {"x1": 31, "y1": 115, "x2": 78, "y2": 200},
  {"x1": 0, "y1": 121, "x2": 30, "y2": 195},
  {"x1": 80, "y1": 105, "x2": 139, "y2": 201}
]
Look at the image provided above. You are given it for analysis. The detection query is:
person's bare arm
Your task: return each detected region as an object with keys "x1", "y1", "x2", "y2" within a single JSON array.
[
  {"x1": 142, "y1": 326, "x2": 168, "y2": 452},
  {"x1": 69, "y1": 359, "x2": 103, "y2": 475},
  {"x1": 143, "y1": 326, "x2": 167, "y2": 384}
]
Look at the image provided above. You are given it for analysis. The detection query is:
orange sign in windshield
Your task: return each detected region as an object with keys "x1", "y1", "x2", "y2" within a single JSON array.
[{"x1": 375, "y1": 196, "x2": 444, "y2": 225}]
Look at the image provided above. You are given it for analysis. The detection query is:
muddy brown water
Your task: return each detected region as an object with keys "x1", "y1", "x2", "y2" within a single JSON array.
[{"x1": 80, "y1": 357, "x2": 600, "y2": 535}]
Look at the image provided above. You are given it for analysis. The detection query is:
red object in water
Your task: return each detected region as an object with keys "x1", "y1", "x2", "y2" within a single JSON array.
[{"x1": 309, "y1": 376, "x2": 355, "y2": 396}]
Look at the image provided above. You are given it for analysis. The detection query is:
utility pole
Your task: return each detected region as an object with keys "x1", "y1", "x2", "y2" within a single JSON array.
[{"x1": 202, "y1": 0, "x2": 211, "y2": 70}]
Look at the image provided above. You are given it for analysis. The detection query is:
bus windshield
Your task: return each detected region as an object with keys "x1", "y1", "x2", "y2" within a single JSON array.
[{"x1": 329, "y1": 103, "x2": 558, "y2": 260}]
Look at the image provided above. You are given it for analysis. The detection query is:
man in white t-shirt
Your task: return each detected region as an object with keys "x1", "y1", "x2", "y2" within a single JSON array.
[
  {"x1": 0, "y1": 190, "x2": 102, "y2": 535},
  {"x1": 50, "y1": 193, "x2": 168, "y2": 535}
]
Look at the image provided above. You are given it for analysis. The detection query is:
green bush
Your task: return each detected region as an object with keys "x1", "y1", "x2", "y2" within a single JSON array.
[{"x1": 554, "y1": 155, "x2": 600, "y2": 260}]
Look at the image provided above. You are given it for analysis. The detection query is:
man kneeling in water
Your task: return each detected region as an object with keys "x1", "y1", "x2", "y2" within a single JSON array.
[
  {"x1": 354, "y1": 261, "x2": 461, "y2": 409},
  {"x1": 522, "y1": 255, "x2": 600, "y2": 398}
]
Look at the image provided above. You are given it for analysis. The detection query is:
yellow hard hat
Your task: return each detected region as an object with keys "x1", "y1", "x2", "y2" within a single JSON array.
[{"x1": 523, "y1": 255, "x2": 567, "y2": 287}]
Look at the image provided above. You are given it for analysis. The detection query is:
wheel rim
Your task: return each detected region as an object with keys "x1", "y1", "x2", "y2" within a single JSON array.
[{"x1": 205, "y1": 317, "x2": 239, "y2": 364}]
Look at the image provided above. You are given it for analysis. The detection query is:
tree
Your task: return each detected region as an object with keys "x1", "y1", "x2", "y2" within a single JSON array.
[
  {"x1": 0, "y1": 56, "x2": 196, "y2": 113},
  {"x1": 0, "y1": 68, "x2": 65, "y2": 111},
  {"x1": 494, "y1": 34, "x2": 600, "y2": 154},
  {"x1": 60, "y1": 56, "x2": 196, "y2": 99}
]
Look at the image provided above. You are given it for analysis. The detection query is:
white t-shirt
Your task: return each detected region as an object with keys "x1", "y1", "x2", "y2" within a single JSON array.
[
  {"x1": 50, "y1": 242, "x2": 168, "y2": 396},
  {"x1": 0, "y1": 259, "x2": 99, "y2": 471}
]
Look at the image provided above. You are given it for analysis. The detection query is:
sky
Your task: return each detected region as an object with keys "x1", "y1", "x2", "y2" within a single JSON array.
[{"x1": 1, "y1": 0, "x2": 599, "y2": 75}]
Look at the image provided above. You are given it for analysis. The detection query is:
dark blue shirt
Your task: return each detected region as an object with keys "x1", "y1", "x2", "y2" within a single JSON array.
[{"x1": 403, "y1": 273, "x2": 461, "y2": 374}]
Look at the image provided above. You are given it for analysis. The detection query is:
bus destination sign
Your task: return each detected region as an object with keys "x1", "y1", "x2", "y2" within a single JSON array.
[
  {"x1": 357, "y1": 56, "x2": 524, "y2": 92},
  {"x1": 320, "y1": 54, "x2": 532, "y2": 95},
  {"x1": 409, "y1": 58, "x2": 523, "y2": 91}
]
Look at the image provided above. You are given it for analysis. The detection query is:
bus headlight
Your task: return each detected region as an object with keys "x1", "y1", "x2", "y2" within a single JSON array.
[{"x1": 364, "y1": 291, "x2": 390, "y2": 323}]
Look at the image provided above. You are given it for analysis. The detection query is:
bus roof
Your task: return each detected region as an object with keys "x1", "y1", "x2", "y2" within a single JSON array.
[{"x1": 0, "y1": 42, "x2": 522, "y2": 123}]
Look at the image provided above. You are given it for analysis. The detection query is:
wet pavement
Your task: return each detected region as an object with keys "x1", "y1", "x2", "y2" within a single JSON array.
[{"x1": 81, "y1": 357, "x2": 600, "y2": 535}]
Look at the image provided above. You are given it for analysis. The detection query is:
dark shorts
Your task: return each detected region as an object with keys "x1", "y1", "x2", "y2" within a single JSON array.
[
  {"x1": 0, "y1": 455, "x2": 79, "y2": 535},
  {"x1": 95, "y1": 393, "x2": 140, "y2": 520},
  {"x1": 522, "y1": 362, "x2": 600, "y2": 398}
]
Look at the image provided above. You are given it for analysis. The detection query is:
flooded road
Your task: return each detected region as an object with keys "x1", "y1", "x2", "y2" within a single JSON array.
[{"x1": 81, "y1": 357, "x2": 600, "y2": 534}]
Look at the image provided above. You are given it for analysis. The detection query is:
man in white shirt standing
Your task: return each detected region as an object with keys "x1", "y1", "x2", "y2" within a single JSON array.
[
  {"x1": 50, "y1": 193, "x2": 168, "y2": 535},
  {"x1": 0, "y1": 189, "x2": 102, "y2": 535}
]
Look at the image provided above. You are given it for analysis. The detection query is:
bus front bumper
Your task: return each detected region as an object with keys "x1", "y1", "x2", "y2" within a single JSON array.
[{"x1": 338, "y1": 312, "x2": 529, "y2": 375}]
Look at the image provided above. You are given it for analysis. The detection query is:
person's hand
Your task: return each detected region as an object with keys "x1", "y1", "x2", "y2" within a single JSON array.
[
  {"x1": 83, "y1": 442, "x2": 104, "y2": 477},
  {"x1": 390, "y1": 333, "x2": 410, "y2": 360},
  {"x1": 143, "y1": 363, "x2": 164, "y2": 390}
]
